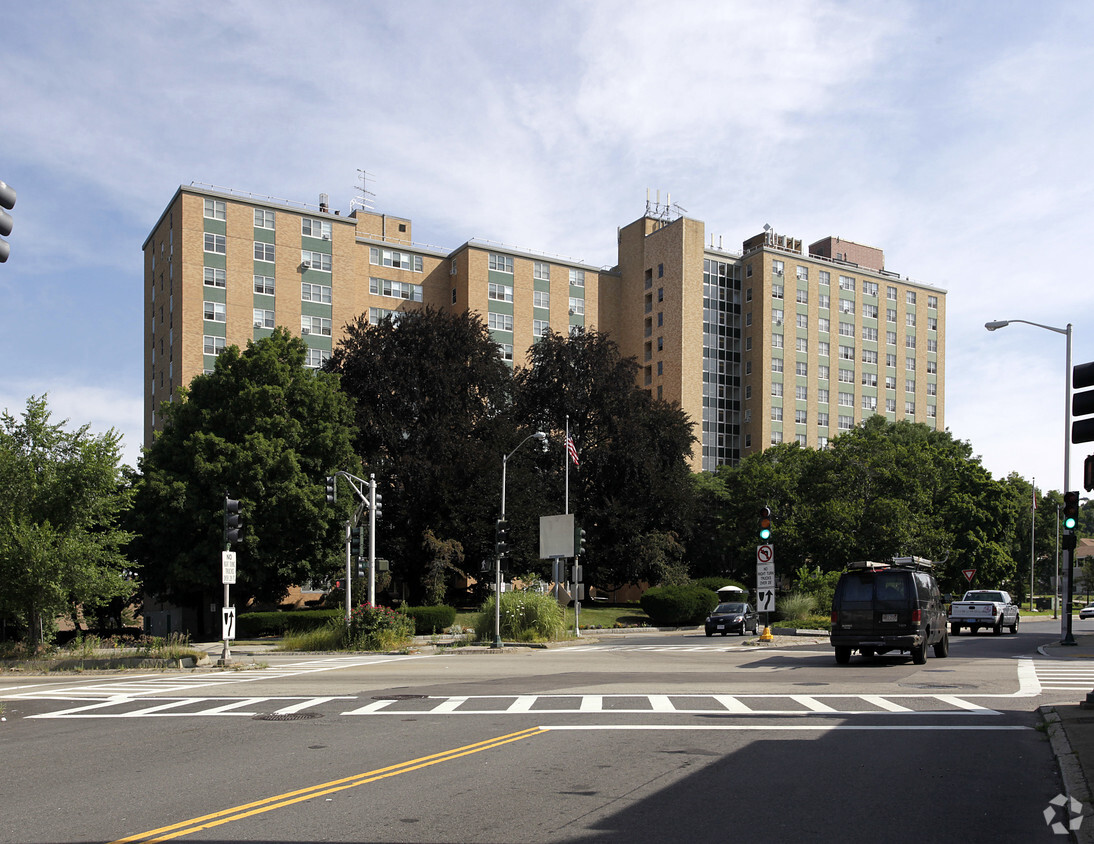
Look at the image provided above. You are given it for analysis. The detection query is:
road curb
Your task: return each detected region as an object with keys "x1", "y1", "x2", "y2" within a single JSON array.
[{"x1": 1043, "y1": 706, "x2": 1094, "y2": 843}]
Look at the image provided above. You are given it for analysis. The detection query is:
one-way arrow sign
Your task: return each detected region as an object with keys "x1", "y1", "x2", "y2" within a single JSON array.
[{"x1": 222, "y1": 605, "x2": 236, "y2": 640}]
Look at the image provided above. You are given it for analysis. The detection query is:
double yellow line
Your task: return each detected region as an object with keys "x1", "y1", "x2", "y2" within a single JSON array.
[{"x1": 110, "y1": 726, "x2": 547, "y2": 843}]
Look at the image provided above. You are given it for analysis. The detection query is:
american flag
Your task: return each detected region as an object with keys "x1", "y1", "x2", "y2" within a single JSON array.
[{"x1": 566, "y1": 436, "x2": 580, "y2": 467}]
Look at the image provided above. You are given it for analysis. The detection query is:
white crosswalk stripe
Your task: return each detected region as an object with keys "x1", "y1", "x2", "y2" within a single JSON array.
[
  {"x1": 27, "y1": 695, "x2": 355, "y2": 719},
  {"x1": 342, "y1": 693, "x2": 1002, "y2": 717},
  {"x1": 1033, "y1": 661, "x2": 1094, "y2": 691}
]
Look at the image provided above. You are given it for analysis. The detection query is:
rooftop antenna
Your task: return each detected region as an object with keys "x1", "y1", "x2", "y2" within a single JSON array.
[{"x1": 351, "y1": 169, "x2": 376, "y2": 213}]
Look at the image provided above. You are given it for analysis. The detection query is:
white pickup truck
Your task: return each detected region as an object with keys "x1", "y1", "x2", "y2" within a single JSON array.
[{"x1": 948, "y1": 590, "x2": 1020, "y2": 635}]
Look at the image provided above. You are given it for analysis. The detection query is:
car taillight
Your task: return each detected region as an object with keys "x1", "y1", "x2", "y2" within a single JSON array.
[
  {"x1": 990, "y1": 605, "x2": 997, "y2": 617},
  {"x1": 912, "y1": 609, "x2": 922, "y2": 623},
  {"x1": 831, "y1": 610, "x2": 838, "y2": 624}
]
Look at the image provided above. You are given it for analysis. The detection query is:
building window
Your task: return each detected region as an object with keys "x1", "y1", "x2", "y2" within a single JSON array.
[
  {"x1": 253, "y1": 308, "x2": 275, "y2": 329},
  {"x1": 772, "y1": 333, "x2": 784, "y2": 349},
  {"x1": 204, "y1": 198, "x2": 226, "y2": 220},
  {"x1": 905, "y1": 335, "x2": 916, "y2": 350},
  {"x1": 818, "y1": 365, "x2": 829, "y2": 381},
  {"x1": 818, "y1": 293, "x2": 830, "y2": 309},
  {"x1": 839, "y1": 299, "x2": 854, "y2": 314},
  {"x1": 452, "y1": 287, "x2": 458, "y2": 305},
  {"x1": 839, "y1": 345, "x2": 855, "y2": 361},
  {"x1": 927, "y1": 360, "x2": 938, "y2": 374},
  {"x1": 862, "y1": 372, "x2": 878, "y2": 387},
  {"x1": 862, "y1": 327, "x2": 878, "y2": 342},
  {"x1": 771, "y1": 357, "x2": 784, "y2": 373},
  {"x1": 927, "y1": 404, "x2": 936, "y2": 418},
  {"x1": 203, "y1": 301, "x2": 226, "y2": 322},
  {"x1": 839, "y1": 321, "x2": 855, "y2": 338},
  {"x1": 838, "y1": 415, "x2": 854, "y2": 431},
  {"x1": 772, "y1": 260, "x2": 784, "y2": 276},
  {"x1": 796, "y1": 361, "x2": 808, "y2": 377},
  {"x1": 885, "y1": 376, "x2": 897, "y2": 389},
  {"x1": 772, "y1": 284, "x2": 784, "y2": 300},
  {"x1": 533, "y1": 319, "x2": 549, "y2": 337},
  {"x1": 818, "y1": 412, "x2": 829, "y2": 427},
  {"x1": 302, "y1": 217, "x2": 332, "y2": 239},
  {"x1": 301, "y1": 250, "x2": 331, "y2": 272},
  {"x1": 818, "y1": 318, "x2": 830, "y2": 333},
  {"x1": 533, "y1": 291, "x2": 550, "y2": 309},
  {"x1": 818, "y1": 270, "x2": 830, "y2": 285},
  {"x1": 204, "y1": 233, "x2": 226, "y2": 254},
  {"x1": 203, "y1": 335, "x2": 226, "y2": 356},
  {"x1": 203, "y1": 267, "x2": 226, "y2": 288},
  {"x1": 927, "y1": 317, "x2": 937, "y2": 331},
  {"x1": 772, "y1": 309, "x2": 784, "y2": 324},
  {"x1": 862, "y1": 281, "x2": 879, "y2": 296},
  {"x1": 488, "y1": 253, "x2": 514, "y2": 273},
  {"x1": 254, "y1": 241, "x2": 275, "y2": 262},
  {"x1": 302, "y1": 315, "x2": 332, "y2": 336},
  {"x1": 488, "y1": 282, "x2": 514, "y2": 302},
  {"x1": 862, "y1": 304, "x2": 878, "y2": 319},
  {"x1": 657, "y1": 336, "x2": 664, "y2": 351},
  {"x1": 569, "y1": 268, "x2": 585, "y2": 287},
  {"x1": 534, "y1": 262, "x2": 550, "y2": 280},
  {"x1": 370, "y1": 247, "x2": 423, "y2": 272},
  {"x1": 862, "y1": 349, "x2": 878, "y2": 364},
  {"x1": 302, "y1": 282, "x2": 332, "y2": 303},
  {"x1": 795, "y1": 409, "x2": 808, "y2": 425},
  {"x1": 839, "y1": 275, "x2": 855, "y2": 292},
  {"x1": 569, "y1": 297, "x2": 585, "y2": 316},
  {"x1": 838, "y1": 368, "x2": 855, "y2": 384},
  {"x1": 370, "y1": 277, "x2": 423, "y2": 301},
  {"x1": 887, "y1": 286, "x2": 897, "y2": 301},
  {"x1": 887, "y1": 353, "x2": 897, "y2": 368},
  {"x1": 796, "y1": 266, "x2": 809, "y2": 281},
  {"x1": 658, "y1": 287, "x2": 664, "y2": 303},
  {"x1": 254, "y1": 275, "x2": 275, "y2": 295},
  {"x1": 797, "y1": 313, "x2": 808, "y2": 329},
  {"x1": 796, "y1": 289, "x2": 809, "y2": 304},
  {"x1": 305, "y1": 348, "x2": 331, "y2": 369},
  {"x1": 928, "y1": 295, "x2": 938, "y2": 309},
  {"x1": 906, "y1": 357, "x2": 916, "y2": 372},
  {"x1": 818, "y1": 341, "x2": 830, "y2": 357},
  {"x1": 771, "y1": 407, "x2": 783, "y2": 422},
  {"x1": 498, "y1": 343, "x2": 514, "y2": 362},
  {"x1": 906, "y1": 291, "x2": 917, "y2": 305},
  {"x1": 905, "y1": 401, "x2": 916, "y2": 415},
  {"x1": 818, "y1": 388, "x2": 829, "y2": 403},
  {"x1": 488, "y1": 312, "x2": 514, "y2": 332},
  {"x1": 886, "y1": 398, "x2": 897, "y2": 413},
  {"x1": 254, "y1": 208, "x2": 275, "y2": 229},
  {"x1": 796, "y1": 337, "x2": 808, "y2": 353},
  {"x1": 927, "y1": 338, "x2": 938, "y2": 352},
  {"x1": 906, "y1": 379, "x2": 916, "y2": 393},
  {"x1": 862, "y1": 395, "x2": 877, "y2": 411},
  {"x1": 796, "y1": 385, "x2": 808, "y2": 400},
  {"x1": 745, "y1": 312, "x2": 753, "y2": 327},
  {"x1": 657, "y1": 361, "x2": 663, "y2": 375},
  {"x1": 887, "y1": 331, "x2": 897, "y2": 345},
  {"x1": 772, "y1": 382, "x2": 784, "y2": 397}
]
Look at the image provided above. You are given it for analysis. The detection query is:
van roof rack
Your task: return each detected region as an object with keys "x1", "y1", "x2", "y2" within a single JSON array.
[{"x1": 847, "y1": 557, "x2": 935, "y2": 572}]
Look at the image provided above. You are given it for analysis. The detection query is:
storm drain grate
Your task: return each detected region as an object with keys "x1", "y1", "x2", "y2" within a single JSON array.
[{"x1": 252, "y1": 712, "x2": 324, "y2": 722}]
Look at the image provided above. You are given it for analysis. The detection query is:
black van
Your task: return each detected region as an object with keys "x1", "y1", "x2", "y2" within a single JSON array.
[{"x1": 829, "y1": 558, "x2": 949, "y2": 665}]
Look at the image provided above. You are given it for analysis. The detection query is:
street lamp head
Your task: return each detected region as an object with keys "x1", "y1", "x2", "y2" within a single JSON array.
[
  {"x1": 985, "y1": 320, "x2": 1010, "y2": 331},
  {"x1": 533, "y1": 431, "x2": 547, "y2": 441}
]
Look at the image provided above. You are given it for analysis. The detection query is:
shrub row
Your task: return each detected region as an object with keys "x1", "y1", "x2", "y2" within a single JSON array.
[
  {"x1": 640, "y1": 584, "x2": 720, "y2": 627},
  {"x1": 237, "y1": 609, "x2": 342, "y2": 638},
  {"x1": 402, "y1": 605, "x2": 457, "y2": 636}
]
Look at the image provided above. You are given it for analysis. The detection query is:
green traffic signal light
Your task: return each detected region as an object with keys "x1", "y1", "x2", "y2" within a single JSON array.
[
  {"x1": 759, "y1": 506, "x2": 772, "y2": 541},
  {"x1": 1063, "y1": 490, "x2": 1080, "y2": 531}
]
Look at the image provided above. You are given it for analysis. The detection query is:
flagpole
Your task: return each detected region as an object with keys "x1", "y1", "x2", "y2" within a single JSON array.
[
  {"x1": 565, "y1": 415, "x2": 570, "y2": 516},
  {"x1": 1031, "y1": 479, "x2": 1036, "y2": 613}
]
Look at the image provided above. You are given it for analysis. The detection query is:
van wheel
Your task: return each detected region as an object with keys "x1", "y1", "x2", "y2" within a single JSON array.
[
  {"x1": 951, "y1": 623, "x2": 961, "y2": 636},
  {"x1": 933, "y1": 630, "x2": 949, "y2": 658},
  {"x1": 834, "y1": 646, "x2": 852, "y2": 665},
  {"x1": 911, "y1": 642, "x2": 927, "y2": 665},
  {"x1": 1009, "y1": 615, "x2": 1020, "y2": 634}
]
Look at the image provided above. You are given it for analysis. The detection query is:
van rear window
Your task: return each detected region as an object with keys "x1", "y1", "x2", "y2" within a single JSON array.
[{"x1": 839, "y1": 574, "x2": 875, "y2": 602}]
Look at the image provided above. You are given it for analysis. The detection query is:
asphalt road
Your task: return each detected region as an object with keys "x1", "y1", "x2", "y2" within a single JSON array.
[{"x1": 1, "y1": 619, "x2": 1087, "y2": 844}]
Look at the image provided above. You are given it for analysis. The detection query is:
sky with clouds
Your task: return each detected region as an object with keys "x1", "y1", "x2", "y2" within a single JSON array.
[{"x1": 3, "y1": 0, "x2": 1093, "y2": 496}]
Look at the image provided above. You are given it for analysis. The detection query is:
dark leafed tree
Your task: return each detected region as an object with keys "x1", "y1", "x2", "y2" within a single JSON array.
[
  {"x1": 130, "y1": 329, "x2": 358, "y2": 631},
  {"x1": 326, "y1": 307, "x2": 514, "y2": 603},
  {"x1": 512, "y1": 328, "x2": 698, "y2": 588},
  {"x1": 0, "y1": 396, "x2": 135, "y2": 648}
]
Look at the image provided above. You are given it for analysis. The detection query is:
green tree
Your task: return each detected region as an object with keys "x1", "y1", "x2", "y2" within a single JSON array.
[
  {"x1": 0, "y1": 396, "x2": 134, "y2": 648},
  {"x1": 130, "y1": 329, "x2": 357, "y2": 631},
  {"x1": 512, "y1": 328, "x2": 698, "y2": 588},
  {"x1": 326, "y1": 308, "x2": 514, "y2": 602}
]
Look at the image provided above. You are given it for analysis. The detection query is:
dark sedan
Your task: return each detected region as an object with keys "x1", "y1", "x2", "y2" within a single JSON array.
[{"x1": 705, "y1": 602, "x2": 758, "y2": 636}]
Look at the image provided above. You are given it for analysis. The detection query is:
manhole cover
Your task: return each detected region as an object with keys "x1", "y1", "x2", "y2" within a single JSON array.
[
  {"x1": 373, "y1": 694, "x2": 428, "y2": 700},
  {"x1": 252, "y1": 712, "x2": 323, "y2": 721}
]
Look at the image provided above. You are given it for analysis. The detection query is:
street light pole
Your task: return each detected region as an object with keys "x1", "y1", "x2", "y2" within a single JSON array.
[
  {"x1": 494, "y1": 431, "x2": 547, "y2": 649},
  {"x1": 985, "y1": 318, "x2": 1074, "y2": 643}
]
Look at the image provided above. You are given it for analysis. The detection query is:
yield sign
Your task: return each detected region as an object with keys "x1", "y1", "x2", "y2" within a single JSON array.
[{"x1": 962, "y1": 568, "x2": 976, "y2": 583}]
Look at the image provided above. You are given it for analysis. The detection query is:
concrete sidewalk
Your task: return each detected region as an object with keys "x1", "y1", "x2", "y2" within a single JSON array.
[{"x1": 1041, "y1": 634, "x2": 1094, "y2": 843}]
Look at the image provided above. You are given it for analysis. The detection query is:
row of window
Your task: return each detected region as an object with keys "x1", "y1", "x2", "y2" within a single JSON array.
[
  {"x1": 486, "y1": 253, "x2": 586, "y2": 287},
  {"x1": 767, "y1": 311, "x2": 939, "y2": 332},
  {"x1": 764, "y1": 356, "x2": 936, "y2": 375},
  {"x1": 204, "y1": 271, "x2": 332, "y2": 303},
  {"x1": 204, "y1": 234, "x2": 334, "y2": 273},
  {"x1": 767, "y1": 401, "x2": 933, "y2": 427},
  {"x1": 202, "y1": 300, "x2": 333, "y2": 337},
  {"x1": 772, "y1": 334, "x2": 939, "y2": 354},
  {"x1": 204, "y1": 198, "x2": 332, "y2": 240},
  {"x1": 768, "y1": 286, "x2": 938, "y2": 316},
  {"x1": 764, "y1": 260, "x2": 939, "y2": 308},
  {"x1": 770, "y1": 378, "x2": 938, "y2": 398}
]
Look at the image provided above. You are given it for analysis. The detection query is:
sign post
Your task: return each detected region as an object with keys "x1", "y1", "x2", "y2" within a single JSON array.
[
  {"x1": 756, "y1": 544, "x2": 775, "y2": 628},
  {"x1": 220, "y1": 550, "x2": 237, "y2": 664}
]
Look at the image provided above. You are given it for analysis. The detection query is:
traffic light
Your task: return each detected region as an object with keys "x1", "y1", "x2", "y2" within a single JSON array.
[
  {"x1": 350, "y1": 526, "x2": 363, "y2": 558},
  {"x1": 224, "y1": 496, "x2": 242, "y2": 546},
  {"x1": 325, "y1": 475, "x2": 336, "y2": 504},
  {"x1": 759, "y1": 506, "x2": 772, "y2": 541},
  {"x1": 1086, "y1": 455, "x2": 1094, "y2": 494},
  {"x1": 495, "y1": 518, "x2": 508, "y2": 558},
  {"x1": 575, "y1": 526, "x2": 587, "y2": 556},
  {"x1": 355, "y1": 557, "x2": 366, "y2": 578},
  {"x1": 0, "y1": 180, "x2": 15, "y2": 264},
  {"x1": 1063, "y1": 490, "x2": 1080, "y2": 532},
  {"x1": 1074, "y1": 362, "x2": 1094, "y2": 444},
  {"x1": 372, "y1": 491, "x2": 382, "y2": 521}
]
